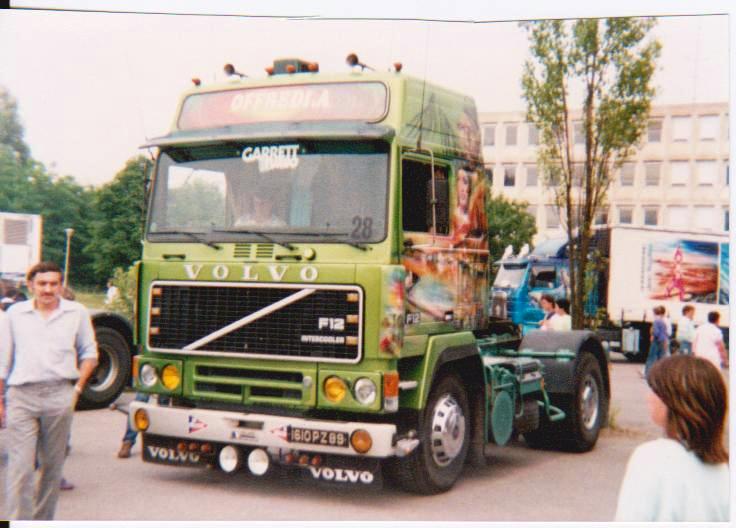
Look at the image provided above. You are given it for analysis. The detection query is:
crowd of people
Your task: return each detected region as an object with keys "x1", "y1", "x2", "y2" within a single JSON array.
[{"x1": 0, "y1": 262, "x2": 730, "y2": 521}]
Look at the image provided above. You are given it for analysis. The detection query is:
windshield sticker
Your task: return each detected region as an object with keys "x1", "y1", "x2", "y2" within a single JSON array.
[{"x1": 242, "y1": 144, "x2": 299, "y2": 173}]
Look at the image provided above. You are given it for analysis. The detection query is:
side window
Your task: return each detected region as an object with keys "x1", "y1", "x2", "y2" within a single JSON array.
[
  {"x1": 402, "y1": 159, "x2": 449, "y2": 234},
  {"x1": 529, "y1": 265, "x2": 556, "y2": 289}
]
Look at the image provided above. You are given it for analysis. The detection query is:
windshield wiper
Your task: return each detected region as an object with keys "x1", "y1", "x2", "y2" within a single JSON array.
[
  {"x1": 149, "y1": 230, "x2": 222, "y2": 250},
  {"x1": 291, "y1": 232, "x2": 368, "y2": 251},
  {"x1": 212, "y1": 228, "x2": 295, "y2": 251}
]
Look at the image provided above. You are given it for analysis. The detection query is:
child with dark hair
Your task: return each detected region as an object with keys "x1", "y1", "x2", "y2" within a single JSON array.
[{"x1": 615, "y1": 355, "x2": 729, "y2": 521}]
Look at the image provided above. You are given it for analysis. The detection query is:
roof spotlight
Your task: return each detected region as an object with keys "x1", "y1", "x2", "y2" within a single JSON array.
[
  {"x1": 223, "y1": 63, "x2": 247, "y2": 79},
  {"x1": 346, "y1": 53, "x2": 373, "y2": 71}
]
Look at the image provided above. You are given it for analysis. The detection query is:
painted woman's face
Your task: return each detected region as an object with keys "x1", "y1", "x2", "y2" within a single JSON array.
[{"x1": 457, "y1": 169, "x2": 470, "y2": 211}]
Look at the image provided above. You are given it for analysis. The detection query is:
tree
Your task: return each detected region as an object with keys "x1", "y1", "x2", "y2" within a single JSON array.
[
  {"x1": 521, "y1": 18, "x2": 661, "y2": 328},
  {"x1": 86, "y1": 155, "x2": 151, "y2": 284},
  {"x1": 486, "y1": 192, "x2": 537, "y2": 265},
  {"x1": 0, "y1": 87, "x2": 31, "y2": 164}
]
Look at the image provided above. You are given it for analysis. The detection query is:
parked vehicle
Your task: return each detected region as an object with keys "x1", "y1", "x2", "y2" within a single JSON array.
[
  {"x1": 127, "y1": 56, "x2": 609, "y2": 493},
  {"x1": 490, "y1": 226, "x2": 729, "y2": 361}
]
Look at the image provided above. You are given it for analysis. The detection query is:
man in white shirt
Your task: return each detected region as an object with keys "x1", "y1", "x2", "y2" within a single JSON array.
[
  {"x1": 692, "y1": 311, "x2": 728, "y2": 370},
  {"x1": 0, "y1": 262, "x2": 98, "y2": 520}
]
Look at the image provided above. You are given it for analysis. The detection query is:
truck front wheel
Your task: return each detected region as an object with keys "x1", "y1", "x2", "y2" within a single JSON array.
[
  {"x1": 385, "y1": 373, "x2": 470, "y2": 494},
  {"x1": 77, "y1": 326, "x2": 132, "y2": 410}
]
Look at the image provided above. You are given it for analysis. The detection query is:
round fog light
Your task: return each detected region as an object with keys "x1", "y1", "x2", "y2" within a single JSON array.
[
  {"x1": 324, "y1": 376, "x2": 347, "y2": 403},
  {"x1": 140, "y1": 364, "x2": 158, "y2": 387},
  {"x1": 247, "y1": 448, "x2": 270, "y2": 476},
  {"x1": 353, "y1": 378, "x2": 377, "y2": 406},
  {"x1": 161, "y1": 364, "x2": 181, "y2": 390},
  {"x1": 218, "y1": 445, "x2": 242, "y2": 474},
  {"x1": 350, "y1": 429, "x2": 373, "y2": 454},
  {"x1": 133, "y1": 409, "x2": 150, "y2": 431}
]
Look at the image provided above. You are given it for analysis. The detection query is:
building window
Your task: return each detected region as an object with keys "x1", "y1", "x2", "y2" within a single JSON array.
[
  {"x1": 698, "y1": 115, "x2": 719, "y2": 141},
  {"x1": 670, "y1": 161, "x2": 689, "y2": 186},
  {"x1": 505, "y1": 123, "x2": 518, "y2": 146},
  {"x1": 545, "y1": 205, "x2": 560, "y2": 229},
  {"x1": 643, "y1": 206, "x2": 659, "y2": 226},
  {"x1": 573, "y1": 121, "x2": 584, "y2": 144},
  {"x1": 483, "y1": 125, "x2": 496, "y2": 146},
  {"x1": 594, "y1": 210, "x2": 609, "y2": 226},
  {"x1": 645, "y1": 162, "x2": 661, "y2": 186},
  {"x1": 694, "y1": 206, "x2": 716, "y2": 231},
  {"x1": 526, "y1": 165, "x2": 538, "y2": 187},
  {"x1": 667, "y1": 206, "x2": 689, "y2": 230},
  {"x1": 647, "y1": 119, "x2": 662, "y2": 142},
  {"x1": 725, "y1": 209, "x2": 730, "y2": 232},
  {"x1": 696, "y1": 160, "x2": 717, "y2": 186},
  {"x1": 618, "y1": 206, "x2": 633, "y2": 225},
  {"x1": 620, "y1": 162, "x2": 635, "y2": 186},
  {"x1": 726, "y1": 164, "x2": 730, "y2": 186},
  {"x1": 528, "y1": 123, "x2": 539, "y2": 145},
  {"x1": 503, "y1": 165, "x2": 516, "y2": 187},
  {"x1": 572, "y1": 164, "x2": 584, "y2": 186},
  {"x1": 671, "y1": 116, "x2": 691, "y2": 142},
  {"x1": 484, "y1": 166, "x2": 494, "y2": 186},
  {"x1": 526, "y1": 205, "x2": 537, "y2": 222}
]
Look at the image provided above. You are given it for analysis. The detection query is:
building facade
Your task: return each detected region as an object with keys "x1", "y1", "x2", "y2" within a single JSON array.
[{"x1": 479, "y1": 103, "x2": 730, "y2": 242}]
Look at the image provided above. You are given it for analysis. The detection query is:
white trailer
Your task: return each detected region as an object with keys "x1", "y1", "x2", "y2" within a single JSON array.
[
  {"x1": 596, "y1": 226, "x2": 729, "y2": 359},
  {"x1": 0, "y1": 211, "x2": 42, "y2": 283}
]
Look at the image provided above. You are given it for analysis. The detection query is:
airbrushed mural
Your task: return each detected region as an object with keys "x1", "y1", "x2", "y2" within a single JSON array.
[
  {"x1": 401, "y1": 99, "x2": 490, "y2": 330},
  {"x1": 647, "y1": 239, "x2": 724, "y2": 304}
]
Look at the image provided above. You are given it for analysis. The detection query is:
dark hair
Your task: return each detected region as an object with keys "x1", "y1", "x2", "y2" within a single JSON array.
[
  {"x1": 556, "y1": 298, "x2": 570, "y2": 314},
  {"x1": 653, "y1": 305, "x2": 665, "y2": 316},
  {"x1": 682, "y1": 304, "x2": 694, "y2": 316},
  {"x1": 708, "y1": 311, "x2": 720, "y2": 324},
  {"x1": 647, "y1": 355, "x2": 728, "y2": 464},
  {"x1": 541, "y1": 293, "x2": 556, "y2": 307},
  {"x1": 26, "y1": 261, "x2": 63, "y2": 282}
]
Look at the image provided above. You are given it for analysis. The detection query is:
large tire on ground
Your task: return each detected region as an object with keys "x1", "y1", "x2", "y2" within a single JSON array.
[
  {"x1": 524, "y1": 353, "x2": 604, "y2": 452},
  {"x1": 77, "y1": 326, "x2": 132, "y2": 410},
  {"x1": 384, "y1": 373, "x2": 470, "y2": 494}
]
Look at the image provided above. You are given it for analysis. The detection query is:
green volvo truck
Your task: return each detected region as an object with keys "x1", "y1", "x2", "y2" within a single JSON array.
[{"x1": 129, "y1": 57, "x2": 610, "y2": 494}]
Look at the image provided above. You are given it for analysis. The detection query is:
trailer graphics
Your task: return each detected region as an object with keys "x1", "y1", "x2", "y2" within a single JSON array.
[
  {"x1": 647, "y1": 239, "x2": 722, "y2": 303},
  {"x1": 129, "y1": 57, "x2": 609, "y2": 494}
]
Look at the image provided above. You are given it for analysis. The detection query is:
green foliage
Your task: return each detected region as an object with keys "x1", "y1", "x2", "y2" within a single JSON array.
[
  {"x1": 486, "y1": 191, "x2": 537, "y2": 264},
  {"x1": 521, "y1": 18, "x2": 660, "y2": 328},
  {"x1": 106, "y1": 265, "x2": 138, "y2": 320},
  {"x1": 86, "y1": 156, "x2": 151, "y2": 284},
  {"x1": 166, "y1": 179, "x2": 226, "y2": 228},
  {"x1": 0, "y1": 87, "x2": 30, "y2": 164}
]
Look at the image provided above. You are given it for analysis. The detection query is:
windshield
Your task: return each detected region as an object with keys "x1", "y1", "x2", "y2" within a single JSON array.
[
  {"x1": 147, "y1": 140, "x2": 389, "y2": 244},
  {"x1": 492, "y1": 263, "x2": 527, "y2": 289}
]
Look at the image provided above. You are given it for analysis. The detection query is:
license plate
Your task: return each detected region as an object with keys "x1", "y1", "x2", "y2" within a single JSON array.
[{"x1": 288, "y1": 426, "x2": 349, "y2": 447}]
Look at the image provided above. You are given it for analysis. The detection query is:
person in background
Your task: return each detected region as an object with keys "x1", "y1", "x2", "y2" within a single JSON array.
[
  {"x1": 615, "y1": 355, "x2": 729, "y2": 521},
  {"x1": 645, "y1": 305, "x2": 668, "y2": 377},
  {"x1": 104, "y1": 280, "x2": 119, "y2": 306},
  {"x1": 693, "y1": 311, "x2": 728, "y2": 371},
  {"x1": 675, "y1": 304, "x2": 696, "y2": 355},
  {"x1": 1, "y1": 262, "x2": 98, "y2": 520},
  {"x1": 1, "y1": 287, "x2": 27, "y2": 312},
  {"x1": 551, "y1": 298, "x2": 572, "y2": 331},
  {"x1": 539, "y1": 293, "x2": 558, "y2": 330}
]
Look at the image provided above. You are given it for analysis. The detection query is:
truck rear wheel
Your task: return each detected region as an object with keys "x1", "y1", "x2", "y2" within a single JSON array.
[
  {"x1": 525, "y1": 353, "x2": 604, "y2": 452},
  {"x1": 77, "y1": 326, "x2": 131, "y2": 410},
  {"x1": 385, "y1": 373, "x2": 470, "y2": 494}
]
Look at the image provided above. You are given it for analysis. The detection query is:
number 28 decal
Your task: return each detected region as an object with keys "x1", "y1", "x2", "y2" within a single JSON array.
[{"x1": 351, "y1": 216, "x2": 373, "y2": 239}]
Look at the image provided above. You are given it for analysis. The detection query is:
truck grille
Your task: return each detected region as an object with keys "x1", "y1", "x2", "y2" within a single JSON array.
[{"x1": 148, "y1": 281, "x2": 363, "y2": 362}]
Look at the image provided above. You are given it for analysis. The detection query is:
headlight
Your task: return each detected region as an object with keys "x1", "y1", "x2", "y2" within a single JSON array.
[
  {"x1": 161, "y1": 364, "x2": 181, "y2": 390},
  {"x1": 140, "y1": 363, "x2": 158, "y2": 387},
  {"x1": 353, "y1": 378, "x2": 377, "y2": 406},
  {"x1": 134, "y1": 409, "x2": 150, "y2": 431},
  {"x1": 324, "y1": 376, "x2": 347, "y2": 403}
]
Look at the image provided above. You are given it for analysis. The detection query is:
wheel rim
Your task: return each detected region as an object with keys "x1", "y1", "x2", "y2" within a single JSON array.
[
  {"x1": 580, "y1": 374, "x2": 600, "y2": 430},
  {"x1": 88, "y1": 344, "x2": 119, "y2": 393},
  {"x1": 429, "y1": 394, "x2": 466, "y2": 467}
]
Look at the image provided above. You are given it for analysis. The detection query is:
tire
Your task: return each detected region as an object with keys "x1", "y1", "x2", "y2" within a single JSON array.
[
  {"x1": 77, "y1": 326, "x2": 132, "y2": 410},
  {"x1": 385, "y1": 374, "x2": 470, "y2": 494},
  {"x1": 525, "y1": 354, "x2": 604, "y2": 452}
]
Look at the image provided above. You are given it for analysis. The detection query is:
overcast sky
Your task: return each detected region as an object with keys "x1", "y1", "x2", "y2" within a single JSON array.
[{"x1": 0, "y1": 2, "x2": 731, "y2": 186}]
